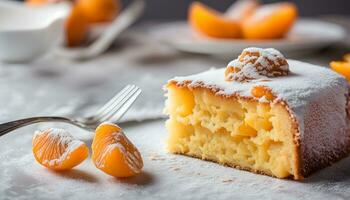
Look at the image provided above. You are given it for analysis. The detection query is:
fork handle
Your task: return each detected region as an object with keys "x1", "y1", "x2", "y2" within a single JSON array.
[{"x1": 0, "y1": 117, "x2": 73, "y2": 137}]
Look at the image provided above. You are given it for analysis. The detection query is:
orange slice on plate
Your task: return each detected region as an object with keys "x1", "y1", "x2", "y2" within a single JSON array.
[
  {"x1": 32, "y1": 128, "x2": 89, "y2": 170},
  {"x1": 92, "y1": 123, "x2": 143, "y2": 178},
  {"x1": 225, "y1": 0, "x2": 260, "y2": 22},
  {"x1": 242, "y1": 2, "x2": 298, "y2": 39},
  {"x1": 188, "y1": 2, "x2": 241, "y2": 38}
]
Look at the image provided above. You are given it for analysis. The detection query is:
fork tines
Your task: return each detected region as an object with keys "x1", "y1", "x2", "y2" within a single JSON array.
[{"x1": 92, "y1": 85, "x2": 142, "y2": 123}]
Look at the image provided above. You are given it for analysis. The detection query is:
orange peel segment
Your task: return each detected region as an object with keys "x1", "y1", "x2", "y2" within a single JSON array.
[
  {"x1": 92, "y1": 122, "x2": 143, "y2": 178},
  {"x1": 330, "y1": 61, "x2": 350, "y2": 82},
  {"x1": 189, "y1": 2, "x2": 241, "y2": 38},
  {"x1": 32, "y1": 128, "x2": 89, "y2": 170},
  {"x1": 242, "y1": 2, "x2": 297, "y2": 39}
]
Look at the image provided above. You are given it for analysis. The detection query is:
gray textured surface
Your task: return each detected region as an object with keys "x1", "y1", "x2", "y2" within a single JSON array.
[{"x1": 1, "y1": 120, "x2": 350, "y2": 200}]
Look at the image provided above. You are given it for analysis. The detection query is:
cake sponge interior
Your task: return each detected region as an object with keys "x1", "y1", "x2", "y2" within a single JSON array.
[{"x1": 165, "y1": 83, "x2": 299, "y2": 179}]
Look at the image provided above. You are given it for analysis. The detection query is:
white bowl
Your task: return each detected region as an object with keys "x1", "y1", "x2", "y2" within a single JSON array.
[{"x1": 0, "y1": 1, "x2": 70, "y2": 63}]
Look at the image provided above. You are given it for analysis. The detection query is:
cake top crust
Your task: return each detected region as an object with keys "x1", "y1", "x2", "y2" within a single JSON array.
[{"x1": 170, "y1": 59, "x2": 349, "y2": 135}]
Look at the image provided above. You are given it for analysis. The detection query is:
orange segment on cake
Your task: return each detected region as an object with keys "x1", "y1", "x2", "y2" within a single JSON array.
[
  {"x1": 164, "y1": 47, "x2": 350, "y2": 180},
  {"x1": 330, "y1": 54, "x2": 350, "y2": 82},
  {"x1": 330, "y1": 61, "x2": 350, "y2": 82}
]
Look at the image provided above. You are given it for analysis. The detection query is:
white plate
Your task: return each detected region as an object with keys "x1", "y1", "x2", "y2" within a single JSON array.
[{"x1": 150, "y1": 19, "x2": 346, "y2": 58}]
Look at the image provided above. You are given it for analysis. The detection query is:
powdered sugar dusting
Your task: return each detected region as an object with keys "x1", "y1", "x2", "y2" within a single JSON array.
[
  {"x1": 225, "y1": 47, "x2": 289, "y2": 82},
  {"x1": 3, "y1": 119, "x2": 350, "y2": 199},
  {"x1": 171, "y1": 59, "x2": 350, "y2": 174},
  {"x1": 113, "y1": 133, "x2": 143, "y2": 174},
  {"x1": 33, "y1": 128, "x2": 84, "y2": 167},
  {"x1": 93, "y1": 130, "x2": 143, "y2": 174},
  {"x1": 172, "y1": 60, "x2": 347, "y2": 123}
]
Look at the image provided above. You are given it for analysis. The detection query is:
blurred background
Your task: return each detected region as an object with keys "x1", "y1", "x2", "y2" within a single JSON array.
[
  {"x1": 1, "y1": 1, "x2": 350, "y2": 198},
  {"x1": 15, "y1": 0, "x2": 350, "y2": 21},
  {"x1": 1, "y1": 0, "x2": 349, "y2": 118},
  {"x1": 139, "y1": 0, "x2": 350, "y2": 20}
]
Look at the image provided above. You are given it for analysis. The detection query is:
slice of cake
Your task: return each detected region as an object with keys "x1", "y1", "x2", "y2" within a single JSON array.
[{"x1": 164, "y1": 47, "x2": 350, "y2": 180}]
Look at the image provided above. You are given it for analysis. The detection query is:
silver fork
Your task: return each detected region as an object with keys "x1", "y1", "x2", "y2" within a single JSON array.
[{"x1": 0, "y1": 85, "x2": 141, "y2": 137}]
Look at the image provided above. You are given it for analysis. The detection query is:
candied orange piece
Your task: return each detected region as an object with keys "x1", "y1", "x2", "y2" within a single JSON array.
[
  {"x1": 242, "y1": 2, "x2": 297, "y2": 39},
  {"x1": 225, "y1": 0, "x2": 260, "y2": 22},
  {"x1": 76, "y1": 0, "x2": 120, "y2": 23},
  {"x1": 189, "y1": 2, "x2": 241, "y2": 38},
  {"x1": 65, "y1": 5, "x2": 89, "y2": 47},
  {"x1": 330, "y1": 61, "x2": 350, "y2": 82},
  {"x1": 32, "y1": 128, "x2": 88, "y2": 170},
  {"x1": 92, "y1": 123, "x2": 143, "y2": 178},
  {"x1": 251, "y1": 86, "x2": 275, "y2": 101}
]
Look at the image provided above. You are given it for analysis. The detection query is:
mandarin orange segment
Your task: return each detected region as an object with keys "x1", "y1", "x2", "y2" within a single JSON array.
[
  {"x1": 189, "y1": 2, "x2": 241, "y2": 38},
  {"x1": 225, "y1": 0, "x2": 260, "y2": 22},
  {"x1": 32, "y1": 128, "x2": 89, "y2": 170},
  {"x1": 242, "y1": 2, "x2": 297, "y2": 39},
  {"x1": 330, "y1": 61, "x2": 350, "y2": 82},
  {"x1": 92, "y1": 123, "x2": 143, "y2": 178},
  {"x1": 65, "y1": 5, "x2": 89, "y2": 47},
  {"x1": 76, "y1": 0, "x2": 120, "y2": 23},
  {"x1": 251, "y1": 86, "x2": 275, "y2": 101}
]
